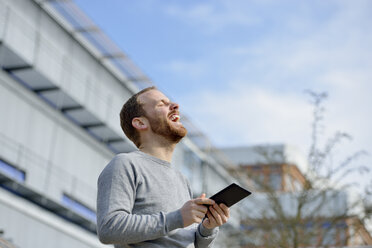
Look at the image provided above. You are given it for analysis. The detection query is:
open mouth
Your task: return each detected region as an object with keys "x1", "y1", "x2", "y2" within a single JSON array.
[{"x1": 169, "y1": 114, "x2": 180, "y2": 122}]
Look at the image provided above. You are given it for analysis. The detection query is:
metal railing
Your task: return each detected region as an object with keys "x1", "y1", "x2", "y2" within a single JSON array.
[{"x1": 39, "y1": 0, "x2": 152, "y2": 90}]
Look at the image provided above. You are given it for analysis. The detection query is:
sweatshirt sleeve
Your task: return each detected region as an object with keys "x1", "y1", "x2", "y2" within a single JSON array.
[
  {"x1": 96, "y1": 155, "x2": 184, "y2": 245},
  {"x1": 195, "y1": 224, "x2": 219, "y2": 248}
]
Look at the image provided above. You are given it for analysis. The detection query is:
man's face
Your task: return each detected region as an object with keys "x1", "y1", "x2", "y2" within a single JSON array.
[{"x1": 137, "y1": 89, "x2": 187, "y2": 143}]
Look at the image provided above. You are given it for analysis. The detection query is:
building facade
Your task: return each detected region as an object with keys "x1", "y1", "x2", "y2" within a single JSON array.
[
  {"x1": 222, "y1": 145, "x2": 372, "y2": 247},
  {"x1": 0, "y1": 0, "x2": 243, "y2": 247}
]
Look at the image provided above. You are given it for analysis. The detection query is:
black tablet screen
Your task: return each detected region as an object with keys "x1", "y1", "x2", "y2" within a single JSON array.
[{"x1": 208, "y1": 183, "x2": 251, "y2": 207}]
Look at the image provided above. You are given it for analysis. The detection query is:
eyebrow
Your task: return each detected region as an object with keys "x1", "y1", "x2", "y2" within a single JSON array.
[{"x1": 159, "y1": 99, "x2": 170, "y2": 104}]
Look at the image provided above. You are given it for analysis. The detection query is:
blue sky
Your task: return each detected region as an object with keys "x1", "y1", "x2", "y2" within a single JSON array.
[{"x1": 74, "y1": 0, "x2": 372, "y2": 190}]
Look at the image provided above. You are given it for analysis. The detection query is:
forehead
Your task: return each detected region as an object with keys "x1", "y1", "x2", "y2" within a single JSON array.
[{"x1": 137, "y1": 89, "x2": 169, "y2": 106}]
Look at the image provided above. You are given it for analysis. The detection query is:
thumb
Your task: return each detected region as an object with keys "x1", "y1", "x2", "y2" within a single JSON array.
[{"x1": 199, "y1": 193, "x2": 206, "y2": 199}]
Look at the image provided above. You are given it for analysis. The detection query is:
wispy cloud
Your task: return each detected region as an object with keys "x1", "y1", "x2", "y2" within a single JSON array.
[
  {"x1": 172, "y1": 0, "x2": 372, "y2": 171},
  {"x1": 162, "y1": 59, "x2": 208, "y2": 79},
  {"x1": 75, "y1": 0, "x2": 372, "y2": 188},
  {"x1": 180, "y1": 84, "x2": 312, "y2": 148},
  {"x1": 163, "y1": 1, "x2": 262, "y2": 33}
]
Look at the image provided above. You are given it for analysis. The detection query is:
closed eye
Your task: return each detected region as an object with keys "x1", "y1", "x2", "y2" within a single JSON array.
[{"x1": 158, "y1": 99, "x2": 170, "y2": 106}]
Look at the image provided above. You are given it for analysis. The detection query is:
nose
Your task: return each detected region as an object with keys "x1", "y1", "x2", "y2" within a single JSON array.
[{"x1": 170, "y1": 102, "x2": 179, "y2": 110}]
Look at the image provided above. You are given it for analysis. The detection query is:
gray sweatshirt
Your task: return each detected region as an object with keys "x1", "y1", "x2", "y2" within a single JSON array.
[{"x1": 97, "y1": 151, "x2": 218, "y2": 247}]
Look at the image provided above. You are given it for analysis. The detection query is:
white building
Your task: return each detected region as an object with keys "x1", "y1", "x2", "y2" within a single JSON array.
[
  {"x1": 221, "y1": 145, "x2": 372, "y2": 247},
  {"x1": 0, "y1": 0, "x2": 243, "y2": 247}
]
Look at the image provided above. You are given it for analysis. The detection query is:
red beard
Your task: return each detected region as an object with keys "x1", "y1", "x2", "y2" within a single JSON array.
[{"x1": 146, "y1": 114, "x2": 187, "y2": 143}]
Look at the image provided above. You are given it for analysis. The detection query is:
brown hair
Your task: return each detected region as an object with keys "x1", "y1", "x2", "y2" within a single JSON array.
[{"x1": 120, "y1": 86, "x2": 156, "y2": 148}]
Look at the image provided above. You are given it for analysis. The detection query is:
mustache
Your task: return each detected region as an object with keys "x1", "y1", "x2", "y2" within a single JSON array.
[{"x1": 168, "y1": 111, "x2": 180, "y2": 118}]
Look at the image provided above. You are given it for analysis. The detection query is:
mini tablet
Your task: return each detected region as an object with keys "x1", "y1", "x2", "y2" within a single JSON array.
[{"x1": 206, "y1": 183, "x2": 251, "y2": 208}]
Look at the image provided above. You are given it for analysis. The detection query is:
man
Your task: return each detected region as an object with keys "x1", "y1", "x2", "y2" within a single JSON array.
[{"x1": 97, "y1": 87, "x2": 230, "y2": 247}]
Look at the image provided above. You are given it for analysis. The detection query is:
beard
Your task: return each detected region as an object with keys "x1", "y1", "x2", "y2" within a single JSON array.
[{"x1": 146, "y1": 114, "x2": 187, "y2": 143}]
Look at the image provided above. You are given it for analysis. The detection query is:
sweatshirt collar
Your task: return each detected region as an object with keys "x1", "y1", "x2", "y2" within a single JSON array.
[{"x1": 134, "y1": 150, "x2": 172, "y2": 167}]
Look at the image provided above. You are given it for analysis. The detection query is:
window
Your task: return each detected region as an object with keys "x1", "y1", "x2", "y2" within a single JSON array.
[
  {"x1": 0, "y1": 159, "x2": 25, "y2": 182},
  {"x1": 303, "y1": 222, "x2": 318, "y2": 245},
  {"x1": 269, "y1": 172, "x2": 281, "y2": 191},
  {"x1": 321, "y1": 222, "x2": 336, "y2": 245},
  {"x1": 183, "y1": 149, "x2": 203, "y2": 194},
  {"x1": 251, "y1": 170, "x2": 265, "y2": 190},
  {"x1": 293, "y1": 179, "x2": 302, "y2": 191},
  {"x1": 61, "y1": 194, "x2": 96, "y2": 222},
  {"x1": 284, "y1": 174, "x2": 292, "y2": 191},
  {"x1": 338, "y1": 228, "x2": 347, "y2": 245}
]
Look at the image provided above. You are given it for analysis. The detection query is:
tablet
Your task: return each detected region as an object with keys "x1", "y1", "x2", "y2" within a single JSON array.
[{"x1": 206, "y1": 183, "x2": 251, "y2": 207}]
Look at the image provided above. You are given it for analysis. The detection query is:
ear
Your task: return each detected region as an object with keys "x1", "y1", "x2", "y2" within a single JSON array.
[{"x1": 132, "y1": 117, "x2": 148, "y2": 131}]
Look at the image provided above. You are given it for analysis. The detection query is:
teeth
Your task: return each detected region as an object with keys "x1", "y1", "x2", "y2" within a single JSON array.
[{"x1": 170, "y1": 114, "x2": 180, "y2": 121}]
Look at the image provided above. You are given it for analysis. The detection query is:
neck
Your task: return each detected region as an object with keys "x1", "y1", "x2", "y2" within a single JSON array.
[{"x1": 139, "y1": 137, "x2": 177, "y2": 163}]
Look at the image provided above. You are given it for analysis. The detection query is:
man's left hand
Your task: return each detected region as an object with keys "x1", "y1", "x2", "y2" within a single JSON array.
[{"x1": 202, "y1": 202, "x2": 230, "y2": 229}]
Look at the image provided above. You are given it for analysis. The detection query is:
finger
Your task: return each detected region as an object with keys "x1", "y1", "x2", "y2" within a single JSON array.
[
  {"x1": 194, "y1": 216, "x2": 203, "y2": 223},
  {"x1": 213, "y1": 204, "x2": 226, "y2": 218},
  {"x1": 195, "y1": 211, "x2": 206, "y2": 220},
  {"x1": 194, "y1": 198, "x2": 215, "y2": 205},
  {"x1": 194, "y1": 204, "x2": 208, "y2": 214},
  {"x1": 213, "y1": 204, "x2": 228, "y2": 223},
  {"x1": 203, "y1": 215, "x2": 211, "y2": 227},
  {"x1": 210, "y1": 205, "x2": 223, "y2": 226},
  {"x1": 219, "y1": 203, "x2": 230, "y2": 218},
  {"x1": 206, "y1": 211, "x2": 216, "y2": 225}
]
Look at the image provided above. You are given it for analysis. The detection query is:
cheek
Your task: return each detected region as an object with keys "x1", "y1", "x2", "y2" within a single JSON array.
[
  {"x1": 157, "y1": 109, "x2": 169, "y2": 119},
  {"x1": 148, "y1": 111, "x2": 168, "y2": 125},
  {"x1": 147, "y1": 109, "x2": 164, "y2": 119}
]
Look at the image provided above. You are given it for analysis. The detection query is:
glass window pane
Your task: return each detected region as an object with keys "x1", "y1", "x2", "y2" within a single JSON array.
[{"x1": 269, "y1": 172, "x2": 281, "y2": 191}]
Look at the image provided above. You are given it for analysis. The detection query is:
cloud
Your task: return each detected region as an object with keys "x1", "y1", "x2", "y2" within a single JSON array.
[
  {"x1": 181, "y1": 84, "x2": 313, "y2": 149},
  {"x1": 320, "y1": 71, "x2": 372, "y2": 152},
  {"x1": 162, "y1": 59, "x2": 208, "y2": 79},
  {"x1": 163, "y1": 0, "x2": 261, "y2": 33},
  {"x1": 180, "y1": 79, "x2": 371, "y2": 191},
  {"x1": 161, "y1": 0, "x2": 372, "y2": 187}
]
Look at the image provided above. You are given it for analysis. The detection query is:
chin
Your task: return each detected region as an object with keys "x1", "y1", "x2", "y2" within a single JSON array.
[{"x1": 169, "y1": 127, "x2": 187, "y2": 143}]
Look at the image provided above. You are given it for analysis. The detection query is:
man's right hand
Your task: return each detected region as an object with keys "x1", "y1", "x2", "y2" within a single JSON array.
[{"x1": 180, "y1": 193, "x2": 215, "y2": 227}]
